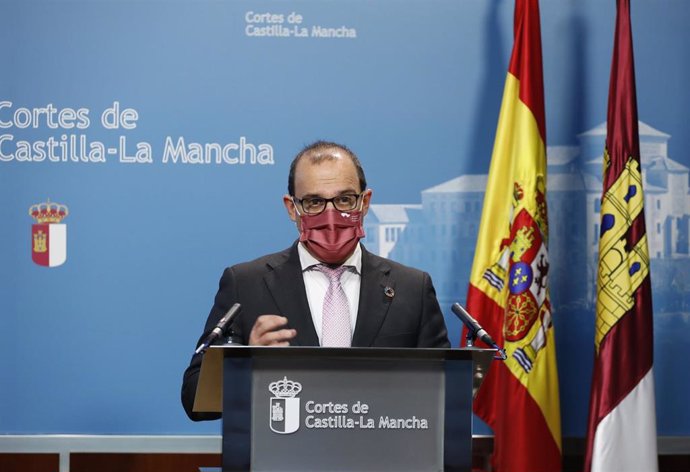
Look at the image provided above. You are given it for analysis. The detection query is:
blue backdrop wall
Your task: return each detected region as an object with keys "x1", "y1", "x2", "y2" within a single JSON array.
[{"x1": 1, "y1": 0, "x2": 689, "y2": 437}]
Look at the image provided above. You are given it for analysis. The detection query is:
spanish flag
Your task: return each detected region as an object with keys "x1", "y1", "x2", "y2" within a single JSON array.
[
  {"x1": 464, "y1": 1, "x2": 561, "y2": 471},
  {"x1": 584, "y1": 1, "x2": 658, "y2": 470}
]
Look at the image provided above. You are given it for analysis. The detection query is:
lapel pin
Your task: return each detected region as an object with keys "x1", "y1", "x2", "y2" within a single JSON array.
[{"x1": 384, "y1": 286, "x2": 395, "y2": 298}]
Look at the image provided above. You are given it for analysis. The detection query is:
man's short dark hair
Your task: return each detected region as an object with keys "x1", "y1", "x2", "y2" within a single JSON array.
[{"x1": 288, "y1": 141, "x2": 367, "y2": 196}]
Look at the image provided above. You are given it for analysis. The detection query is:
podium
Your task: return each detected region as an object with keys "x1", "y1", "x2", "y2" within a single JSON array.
[{"x1": 194, "y1": 346, "x2": 493, "y2": 472}]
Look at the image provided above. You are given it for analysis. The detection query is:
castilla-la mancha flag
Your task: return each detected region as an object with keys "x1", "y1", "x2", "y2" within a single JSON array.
[
  {"x1": 464, "y1": 1, "x2": 561, "y2": 471},
  {"x1": 584, "y1": 1, "x2": 658, "y2": 471}
]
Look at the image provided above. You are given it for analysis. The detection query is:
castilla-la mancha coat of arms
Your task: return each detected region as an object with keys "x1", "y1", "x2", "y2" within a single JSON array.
[
  {"x1": 269, "y1": 376, "x2": 302, "y2": 434},
  {"x1": 29, "y1": 199, "x2": 68, "y2": 267}
]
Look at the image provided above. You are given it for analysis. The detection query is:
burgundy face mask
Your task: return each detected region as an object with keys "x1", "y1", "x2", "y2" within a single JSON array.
[{"x1": 298, "y1": 208, "x2": 365, "y2": 264}]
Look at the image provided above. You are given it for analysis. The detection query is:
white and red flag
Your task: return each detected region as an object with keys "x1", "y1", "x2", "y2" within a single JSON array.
[{"x1": 584, "y1": 1, "x2": 658, "y2": 470}]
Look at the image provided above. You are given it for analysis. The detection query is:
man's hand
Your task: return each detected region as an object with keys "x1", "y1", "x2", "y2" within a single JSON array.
[{"x1": 249, "y1": 315, "x2": 297, "y2": 346}]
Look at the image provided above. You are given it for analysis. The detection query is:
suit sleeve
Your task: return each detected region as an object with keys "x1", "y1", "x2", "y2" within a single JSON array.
[
  {"x1": 417, "y1": 272, "x2": 451, "y2": 348},
  {"x1": 181, "y1": 267, "x2": 241, "y2": 421}
]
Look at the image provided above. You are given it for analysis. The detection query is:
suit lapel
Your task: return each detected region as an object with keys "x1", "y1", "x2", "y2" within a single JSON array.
[
  {"x1": 352, "y1": 248, "x2": 393, "y2": 347},
  {"x1": 263, "y1": 243, "x2": 320, "y2": 346}
]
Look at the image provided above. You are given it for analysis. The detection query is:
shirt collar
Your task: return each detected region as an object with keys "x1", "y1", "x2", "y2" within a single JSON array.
[{"x1": 297, "y1": 242, "x2": 362, "y2": 275}]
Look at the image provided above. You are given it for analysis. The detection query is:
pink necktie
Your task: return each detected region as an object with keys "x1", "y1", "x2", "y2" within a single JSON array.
[{"x1": 314, "y1": 264, "x2": 352, "y2": 347}]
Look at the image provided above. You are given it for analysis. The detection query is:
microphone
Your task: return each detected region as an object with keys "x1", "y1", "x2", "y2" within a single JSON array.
[
  {"x1": 451, "y1": 303, "x2": 506, "y2": 359},
  {"x1": 195, "y1": 303, "x2": 242, "y2": 355}
]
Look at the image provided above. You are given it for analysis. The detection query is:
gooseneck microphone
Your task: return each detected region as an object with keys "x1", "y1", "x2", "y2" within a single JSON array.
[
  {"x1": 195, "y1": 303, "x2": 242, "y2": 355},
  {"x1": 451, "y1": 303, "x2": 497, "y2": 347},
  {"x1": 451, "y1": 302, "x2": 507, "y2": 360}
]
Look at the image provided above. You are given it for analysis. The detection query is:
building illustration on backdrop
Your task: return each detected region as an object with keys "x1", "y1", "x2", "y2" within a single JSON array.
[{"x1": 363, "y1": 121, "x2": 690, "y2": 313}]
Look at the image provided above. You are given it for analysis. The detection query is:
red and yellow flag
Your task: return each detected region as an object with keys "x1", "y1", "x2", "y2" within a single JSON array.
[
  {"x1": 584, "y1": 1, "x2": 658, "y2": 470},
  {"x1": 465, "y1": 1, "x2": 561, "y2": 471}
]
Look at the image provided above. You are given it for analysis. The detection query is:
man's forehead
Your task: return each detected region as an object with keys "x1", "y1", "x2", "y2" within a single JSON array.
[
  {"x1": 300, "y1": 147, "x2": 349, "y2": 163},
  {"x1": 294, "y1": 154, "x2": 359, "y2": 194},
  {"x1": 295, "y1": 151, "x2": 356, "y2": 174}
]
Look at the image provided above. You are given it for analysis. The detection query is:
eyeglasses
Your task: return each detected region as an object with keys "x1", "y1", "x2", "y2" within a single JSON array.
[{"x1": 293, "y1": 193, "x2": 363, "y2": 215}]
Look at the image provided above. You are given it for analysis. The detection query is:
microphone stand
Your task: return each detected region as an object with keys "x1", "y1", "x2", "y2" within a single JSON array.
[{"x1": 465, "y1": 327, "x2": 507, "y2": 360}]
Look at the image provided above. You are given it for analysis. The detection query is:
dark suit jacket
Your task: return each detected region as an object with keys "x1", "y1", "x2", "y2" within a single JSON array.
[{"x1": 181, "y1": 242, "x2": 450, "y2": 421}]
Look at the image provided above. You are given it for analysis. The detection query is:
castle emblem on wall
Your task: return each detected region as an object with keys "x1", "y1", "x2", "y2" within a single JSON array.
[{"x1": 29, "y1": 199, "x2": 69, "y2": 267}]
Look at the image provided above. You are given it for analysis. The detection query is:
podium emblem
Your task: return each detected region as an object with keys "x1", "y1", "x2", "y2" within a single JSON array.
[
  {"x1": 29, "y1": 200, "x2": 69, "y2": 267},
  {"x1": 268, "y1": 376, "x2": 302, "y2": 434}
]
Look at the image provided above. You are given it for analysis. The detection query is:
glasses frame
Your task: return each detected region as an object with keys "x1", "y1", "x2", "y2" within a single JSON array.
[{"x1": 292, "y1": 192, "x2": 364, "y2": 216}]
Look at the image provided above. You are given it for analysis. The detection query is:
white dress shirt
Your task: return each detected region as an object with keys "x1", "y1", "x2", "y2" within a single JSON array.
[{"x1": 297, "y1": 242, "x2": 362, "y2": 345}]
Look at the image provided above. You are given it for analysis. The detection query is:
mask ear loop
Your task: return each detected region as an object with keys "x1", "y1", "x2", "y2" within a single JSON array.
[
  {"x1": 291, "y1": 197, "x2": 303, "y2": 217},
  {"x1": 356, "y1": 191, "x2": 367, "y2": 212},
  {"x1": 291, "y1": 198, "x2": 304, "y2": 233}
]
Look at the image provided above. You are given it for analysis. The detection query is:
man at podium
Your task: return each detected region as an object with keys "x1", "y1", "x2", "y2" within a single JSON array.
[{"x1": 182, "y1": 141, "x2": 450, "y2": 420}]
